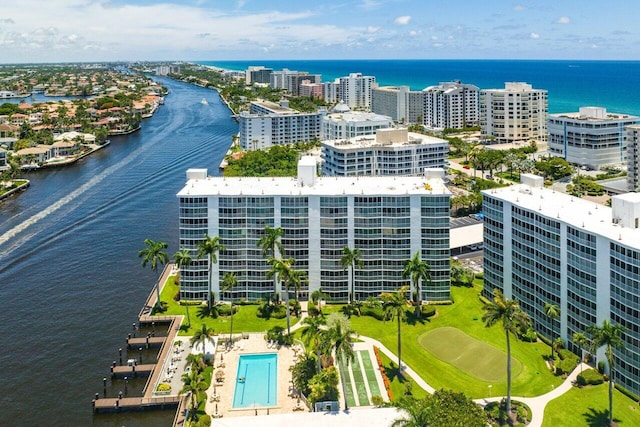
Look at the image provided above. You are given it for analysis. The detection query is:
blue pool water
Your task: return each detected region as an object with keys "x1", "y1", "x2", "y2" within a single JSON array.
[{"x1": 232, "y1": 353, "x2": 278, "y2": 408}]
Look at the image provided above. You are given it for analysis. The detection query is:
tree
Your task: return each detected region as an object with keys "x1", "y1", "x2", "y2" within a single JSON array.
[
  {"x1": 543, "y1": 302, "x2": 560, "y2": 358},
  {"x1": 196, "y1": 234, "x2": 225, "y2": 311},
  {"x1": 190, "y1": 324, "x2": 216, "y2": 358},
  {"x1": 482, "y1": 289, "x2": 531, "y2": 417},
  {"x1": 173, "y1": 247, "x2": 193, "y2": 326},
  {"x1": 327, "y1": 313, "x2": 355, "y2": 410},
  {"x1": 380, "y1": 286, "x2": 409, "y2": 371},
  {"x1": 301, "y1": 316, "x2": 327, "y2": 374},
  {"x1": 138, "y1": 238, "x2": 169, "y2": 311},
  {"x1": 289, "y1": 352, "x2": 317, "y2": 397},
  {"x1": 307, "y1": 366, "x2": 340, "y2": 405},
  {"x1": 258, "y1": 226, "x2": 284, "y2": 296},
  {"x1": 267, "y1": 256, "x2": 295, "y2": 336},
  {"x1": 184, "y1": 352, "x2": 206, "y2": 374},
  {"x1": 288, "y1": 268, "x2": 307, "y2": 316},
  {"x1": 180, "y1": 370, "x2": 207, "y2": 421},
  {"x1": 392, "y1": 389, "x2": 487, "y2": 427},
  {"x1": 310, "y1": 288, "x2": 328, "y2": 313},
  {"x1": 402, "y1": 252, "x2": 431, "y2": 319},
  {"x1": 573, "y1": 332, "x2": 590, "y2": 372},
  {"x1": 340, "y1": 246, "x2": 362, "y2": 304},
  {"x1": 587, "y1": 320, "x2": 626, "y2": 427},
  {"x1": 220, "y1": 272, "x2": 237, "y2": 347}
]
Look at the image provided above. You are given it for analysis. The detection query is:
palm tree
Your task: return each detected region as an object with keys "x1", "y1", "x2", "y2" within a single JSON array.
[
  {"x1": 310, "y1": 288, "x2": 328, "y2": 313},
  {"x1": 257, "y1": 226, "x2": 284, "y2": 296},
  {"x1": 327, "y1": 315, "x2": 355, "y2": 411},
  {"x1": 587, "y1": 320, "x2": 626, "y2": 427},
  {"x1": 543, "y1": 302, "x2": 560, "y2": 359},
  {"x1": 402, "y1": 252, "x2": 431, "y2": 319},
  {"x1": 184, "y1": 353, "x2": 206, "y2": 374},
  {"x1": 301, "y1": 316, "x2": 327, "y2": 373},
  {"x1": 196, "y1": 234, "x2": 225, "y2": 311},
  {"x1": 267, "y1": 257, "x2": 295, "y2": 336},
  {"x1": 220, "y1": 272, "x2": 237, "y2": 346},
  {"x1": 340, "y1": 246, "x2": 362, "y2": 304},
  {"x1": 138, "y1": 238, "x2": 169, "y2": 310},
  {"x1": 391, "y1": 396, "x2": 430, "y2": 427},
  {"x1": 190, "y1": 324, "x2": 216, "y2": 358},
  {"x1": 288, "y1": 268, "x2": 307, "y2": 317},
  {"x1": 180, "y1": 370, "x2": 207, "y2": 421},
  {"x1": 173, "y1": 248, "x2": 193, "y2": 327},
  {"x1": 482, "y1": 289, "x2": 531, "y2": 416},
  {"x1": 572, "y1": 332, "x2": 590, "y2": 372},
  {"x1": 380, "y1": 286, "x2": 409, "y2": 371}
]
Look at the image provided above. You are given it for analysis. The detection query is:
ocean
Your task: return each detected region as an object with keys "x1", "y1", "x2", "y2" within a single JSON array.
[{"x1": 198, "y1": 59, "x2": 640, "y2": 116}]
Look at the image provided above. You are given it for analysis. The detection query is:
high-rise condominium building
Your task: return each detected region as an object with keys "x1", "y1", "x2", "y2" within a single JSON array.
[
  {"x1": 371, "y1": 86, "x2": 410, "y2": 122},
  {"x1": 548, "y1": 107, "x2": 639, "y2": 170},
  {"x1": 480, "y1": 82, "x2": 548, "y2": 144},
  {"x1": 483, "y1": 174, "x2": 640, "y2": 396},
  {"x1": 238, "y1": 100, "x2": 326, "y2": 150},
  {"x1": 626, "y1": 124, "x2": 640, "y2": 192},
  {"x1": 338, "y1": 73, "x2": 376, "y2": 109},
  {"x1": 422, "y1": 81, "x2": 479, "y2": 129},
  {"x1": 321, "y1": 101, "x2": 393, "y2": 140},
  {"x1": 321, "y1": 128, "x2": 448, "y2": 176},
  {"x1": 245, "y1": 66, "x2": 273, "y2": 84},
  {"x1": 177, "y1": 158, "x2": 451, "y2": 304}
]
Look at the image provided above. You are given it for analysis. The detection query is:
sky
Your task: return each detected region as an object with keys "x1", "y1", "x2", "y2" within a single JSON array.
[{"x1": 0, "y1": 0, "x2": 638, "y2": 63}]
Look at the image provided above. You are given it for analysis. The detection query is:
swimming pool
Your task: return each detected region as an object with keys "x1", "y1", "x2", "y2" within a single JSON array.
[{"x1": 232, "y1": 353, "x2": 278, "y2": 409}]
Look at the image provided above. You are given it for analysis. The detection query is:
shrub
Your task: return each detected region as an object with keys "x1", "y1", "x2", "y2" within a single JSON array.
[
  {"x1": 371, "y1": 395, "x2": 384, "y2": 407},
  {"x1": 557, "y1": 348, "x2": 576, "y2": 361},
  {"x1": 519, "y1": 327, "x2": 538, "y2": 343},
  {"x1": 216, "y1": 304, "x2": 237, "y2": 316},
  {"x1": 577, "y1": 369, "x2": 604, "y2": 386},
  {"x1": 361, "y1": 306, "x2": 385, "y2": 320},
  {"x1": 308, "y1": 305, "x2": 320, "y2": 317},
  {"x1": 555, "y1": 355, "x2": 579, "y2": 375},
  {"x1": 373, "y1": 346, "x2": 393, "y2": 400},
  {"x1": 156, "y1": 383, "x2": 171, "y2": 391},
  {"x1": 597, "y1": 361, "x2": 605, "y2": 374},
  {"x1": 196, "y1": 414, "x2": 211, "y2": 427},
  {"x1": 173, "y1": 291, "x2": 180, "y2": 302},
  {"x1": 615, "y1": 382, "x2": 640, "y2": 402},
  {"x1": 421, "y1": 305, "x2": 436, "y2": 318}
]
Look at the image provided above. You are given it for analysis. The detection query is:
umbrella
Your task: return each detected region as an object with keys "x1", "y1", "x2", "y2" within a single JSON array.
[{"x1": 221, "y1": 353, "x2": 224, "y2": 363}]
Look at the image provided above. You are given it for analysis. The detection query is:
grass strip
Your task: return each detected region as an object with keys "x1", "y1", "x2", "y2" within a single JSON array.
[
  {"x1": 351, "y1": 351, "x2": 370, "y2": 405},
  {"x1": 338, "y1": 357, "x2": 357, "y2": 407},
  {"x1": 359, "y1": 350, "x2": 381, "y2": 397}
]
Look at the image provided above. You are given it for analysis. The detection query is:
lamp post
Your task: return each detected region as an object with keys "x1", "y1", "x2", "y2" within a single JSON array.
[{"x1": 488, "y1": 385, "x2": 492, "y2": 398}]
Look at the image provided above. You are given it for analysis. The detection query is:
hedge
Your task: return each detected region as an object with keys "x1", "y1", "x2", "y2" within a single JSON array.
[{"x1": 577, "y1": 369, "x2": 604, "y2": 386}]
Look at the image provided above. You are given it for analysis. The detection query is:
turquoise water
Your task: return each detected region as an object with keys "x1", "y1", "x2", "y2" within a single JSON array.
[
  {"x1": 232, "y1": 353, "x2": 278, "y2": 408},
  {"x1": 198, "y1": 59, "x2": 640, "y2": 116}
]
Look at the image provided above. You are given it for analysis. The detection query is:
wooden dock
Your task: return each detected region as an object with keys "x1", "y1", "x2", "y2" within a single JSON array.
[
  {"x1": 111, "y1": 364, "x2": 155, "y2": 378},
  {"x1": 92, "y1": 396, "x2": 180, "y2": 413},
  {"x1": 127, "y1": 335, "x2": 166, "y2": 349}
]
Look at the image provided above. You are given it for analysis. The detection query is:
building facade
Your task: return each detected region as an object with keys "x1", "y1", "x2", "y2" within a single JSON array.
[
  {"x1": 422, "y1": 81, "x2": 479, "y2": 129},
  {"x1": 337, "y1": 73, "x2": 376, "y2": 109},
  {"x1": 627, "y1": 124, "x2": 640, "y2": 192},
  {"x1": 371, "y1": 86, "x2": 410, "y2": 122},
  {"x1": 321, "y1": 101, "x2": 393, "y2": 140},
  {"x1": 483, "y1": 175, "x2": 640, "y2": 396},
  {"x1": 480, "y1": 82, "x2": 548, "y2": 144},
  {"x1": 245, "y1": 66, "x2": 273, "y2": 84},
  {"x1": 321, "y1": 128, "x2": 448, "y2": 176},
  {"x1": 548, "y1": 107, "x2": 639, "y2": 170},
  {"x1": 177, "y1": 158, "x2": 451, "y2": 305},
  {"x1": 238, "y1": 100, "x2": 326, "y2": 150}
]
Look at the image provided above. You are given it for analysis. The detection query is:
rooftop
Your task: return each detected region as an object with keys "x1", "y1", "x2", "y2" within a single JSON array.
[
  {"x1": 551, "y1": 106, "x2": 639, "y2": 122},
  {"x1": 322, "y1": 129, "x2": 448, "y2": 150}
]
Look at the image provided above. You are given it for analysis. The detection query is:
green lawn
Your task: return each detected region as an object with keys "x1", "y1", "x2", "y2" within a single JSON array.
[
  {"x1": 350, "y1": 352, "x2": 370, "y2": 405},
  {"x1": 346, "y1": 282, "x2": 562, "y2": 399},
  {"x1": 158, "y1": 277, "x2": 297, "y2": 336},
  {"x1": 359, "y1": 351, "x2": 381, "y2": 398},
  {"x1": 543, "y1": 384, "x2": 640, "y2": 427},
  {"x1": 378, "y1": 351, "x2": 428, "y2": 400},
  {"x1": 419, "y1": 326, "x2": 523, "y2": 382}
]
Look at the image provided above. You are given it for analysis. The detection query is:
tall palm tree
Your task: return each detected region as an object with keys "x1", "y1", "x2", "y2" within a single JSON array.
[
  {"x1": 173, "y1": 248, "x2": 193, "y2": 327},
  {"x1": 267, "y1": 257, "x2": 295, "y2": 336},
  {"x1": 138, "y1": 238, "x2": 169, "y2": 310},
  {"x1": 340, "y1": 246, "x2": 362, "y2": 304},
  {"x1": 288, "y1": 268, "x2": 307, "y2": 317},
  {"x1": 220, "y1": 272, "x2": 237, "y2": 346},
  {"x1": 587, "y1": 320, "x2": 626, "y2": 427},
  {"x1": 380, "y1": 286, "x2": 409, "y2": 371},
  {"x1": 301, "y1": 316, "x2": 327, "y2": 373},
  {"x1": 257, "y1": 226, "x2": 284, "y2": 295},
  {"x1": 572, "y1": 332, "x2": 590, "y2": 372},
  {"x1": 327, "y1": 314, "x2": 355, "y2": 411},
  {"x1": 482, "y1": 289, "x2": 531, "y2": 416},
  {"x1": 311, "y1": 288, "x2": 328, "y2": 313},
  {"x1": 184, "y1": 353, "x2": 206, "y2": 374},
  {"x1": 180, "y1": 370, "x2": 207, "y2": 421},
  {"x1": 196, "y1": 234, "x2": 225, "y2": 311},
  {"x1": 190, "y1": 324, "x2": 216, "y2": 358},
  {"x1": 402, "y1": 252, "x2": 431, "y2": 319},
  {"x1": 391, "y1": 396, "x2": 430, "y2": 427},
  {"x1": 543, "y1": 302, "x2": 560, "y2": 358}
]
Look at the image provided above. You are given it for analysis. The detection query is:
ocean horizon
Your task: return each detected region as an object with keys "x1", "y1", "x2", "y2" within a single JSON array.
[{"x1": 197, "y1": 59, "x2": 640, "y2": 116}]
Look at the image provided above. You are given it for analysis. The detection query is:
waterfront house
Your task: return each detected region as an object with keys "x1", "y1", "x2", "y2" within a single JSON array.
[
  {"x1": 16, "y1": 145, "x2": 53, "y2": 164},
  {"x1": 0, "y1": 147, "x2": 7, "y2": 171}
]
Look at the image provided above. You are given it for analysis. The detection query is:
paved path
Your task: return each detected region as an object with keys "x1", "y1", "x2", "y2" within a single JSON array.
[{"x1": 357, "y1": 333, "x2": 588, "y2": 427}]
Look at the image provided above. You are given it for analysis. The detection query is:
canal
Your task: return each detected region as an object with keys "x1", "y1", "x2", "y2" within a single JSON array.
[{"x1": 0, "y1": 76, "x2": 237, "y2": 426}]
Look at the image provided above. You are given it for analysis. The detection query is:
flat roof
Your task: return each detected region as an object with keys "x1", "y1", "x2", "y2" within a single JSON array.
[
  {"x1": 483, "y1": 184, "x2": 640, "y2": 247},
  {"x1": 178, "y1": 174, "x2": 450, "y2": 197},
  {"x1": 322, "y1": 131, "x2": 447, "y2": 150},
  {"x1": 550, "y1": 112, "x2": 639, "y2": 122},
  {"x1": 324, "y1": 111, "x2": 392, "y2": 123}
]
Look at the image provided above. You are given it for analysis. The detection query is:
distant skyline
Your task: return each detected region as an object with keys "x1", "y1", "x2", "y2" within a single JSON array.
[{"x1": 1, "y1": 0, "x2": 638, "y2": 63}]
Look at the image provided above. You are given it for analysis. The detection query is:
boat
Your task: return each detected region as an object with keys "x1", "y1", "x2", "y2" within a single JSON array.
[{"x1": 201, "y1": 98, "x2": 208, "y2": 105}]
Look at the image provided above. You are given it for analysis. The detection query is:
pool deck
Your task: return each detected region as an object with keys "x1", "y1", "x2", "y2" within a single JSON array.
[
  {"x1": 205, "y1": 333, "x2": 306, "y2": 418},
  {"x1": 211, "y1": 407, "x2": 402, "y2": 426}
]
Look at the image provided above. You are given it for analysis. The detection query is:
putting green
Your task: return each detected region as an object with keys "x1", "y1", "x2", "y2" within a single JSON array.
[{"x1": 418, "y1": 326, "x2": 523, "y2": 383}]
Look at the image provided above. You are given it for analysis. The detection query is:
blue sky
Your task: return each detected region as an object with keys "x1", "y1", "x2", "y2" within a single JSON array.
[{"x1": 0, "y1": 0, "x2": 637, "y2": 63}]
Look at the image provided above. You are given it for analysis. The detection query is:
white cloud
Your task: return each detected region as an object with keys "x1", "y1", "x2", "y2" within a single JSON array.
[
  {"x1": 513, "y1": 5, "x2": 526, "y2": 11},
  {"x1": 409, "y1": 30, "x2": 422, "y2": 37},
  {"x1": 394, "y1": 15, "x2": 411, "y2": 26},
  {"x1": 556, "y1": 16, "x2": 570, "y2": 24},
  {"x1": 367, "y1": 26, "x2": 380, "y2": 33},
  {"x1": 530, "y1": 32, "x2": 540, "y2": 39}
]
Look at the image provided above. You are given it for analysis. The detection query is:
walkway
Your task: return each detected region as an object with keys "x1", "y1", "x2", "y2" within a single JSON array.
[{"x1": 357, "y1": 335, "x2": 588, "y2": 427}]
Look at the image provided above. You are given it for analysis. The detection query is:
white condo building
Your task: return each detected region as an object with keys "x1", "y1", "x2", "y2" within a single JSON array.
[
  {"x1": 321, "y1": 101, "x2": 393, "y2": 140},
  {"x1": 548, "y1": 107, "x2": 639, "y2": 170},
  {"x1": 238, "y1": 100, "x2": 326, "y2": 150},
  {"x1": 338, "y1": 73, "x2": 376, "y2": 109},
  {"x1": 371, "y1": 86, "x2": 410, "y2": 122},
  {"x1": 627, "y1": 124, "x2": 640, "y2": 192},
  {"x1": 480, "y1": 82, "x2": 548, "y2": 144},
  {"x1": 483, "y1": 174, "x2": 640, "y2": 396},
  {"x1": 422, "y1": 81, "x2": 479, "y2": 129},
  {"x1": 321, "y1": 128, "x2": 449, "y2": 176},
  {"x1": 177, "y1": 158, "x2": 451, "y2": 304}
]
